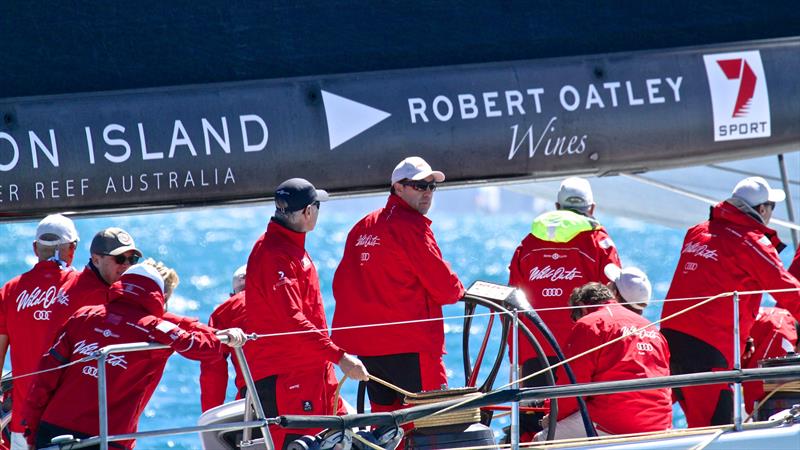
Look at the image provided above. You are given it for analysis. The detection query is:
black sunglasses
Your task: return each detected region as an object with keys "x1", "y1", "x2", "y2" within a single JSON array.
[
  {"x1": 401, "y1": 180, "x2": 438, "y2": 192},
  {"x1": 310, "y1": 200, "x2": 321, "y2": 210},
  {"x1": 111, "y1": 254, "x2": 141, "y2": 265}
]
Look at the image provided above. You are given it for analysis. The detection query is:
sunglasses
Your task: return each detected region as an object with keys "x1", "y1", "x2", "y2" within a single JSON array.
[
  {"x1": 310, "y1": 200, "x2": 321, "y2": 210},
  {"x1": 111, "y1": 254, "x2": 141, "y2": 265},
  {"x1": 401, "y1": 180, "x2": 438, "y2": 192}
]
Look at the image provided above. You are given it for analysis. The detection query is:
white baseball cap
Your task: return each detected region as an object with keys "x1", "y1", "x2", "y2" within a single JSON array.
[
  {"x1": 557, "y1": 177, "x2": 594, "y2": 210},
  {"x1": 604, "y1": 263, "x2": 652, "y2": 311},
  {"x1": 731, "y1": 176, "x2": 786, "y2": 207},
  {"x1": 232, "y1": 264, "x2": 247, "y2": 294},
  {"x1": 122, "y1": 263, "x2": 165, "y2": 293},
  {"x1": 390, "y1": 156, "x2": 445, "y2": 184},
  {"x1": 35, "y1": 214, "x2": 79, "y2": 246}
]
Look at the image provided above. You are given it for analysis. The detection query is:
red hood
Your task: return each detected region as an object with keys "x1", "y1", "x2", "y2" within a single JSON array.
[
  {"x1": 711, "y1": 200, "x2": 785, "y2": 252},
  {"x1": 108, "y1": 273, "x2": 166, "y2": 317}
]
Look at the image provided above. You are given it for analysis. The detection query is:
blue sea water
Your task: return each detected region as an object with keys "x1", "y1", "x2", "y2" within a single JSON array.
[{"x1": 0, "y1": 190, "x2": 795, "y2": 449}]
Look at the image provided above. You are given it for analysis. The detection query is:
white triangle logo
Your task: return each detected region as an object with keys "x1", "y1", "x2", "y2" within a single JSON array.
[{"x1": 321, "y1": 90, "x2": 391, "y2": 150}]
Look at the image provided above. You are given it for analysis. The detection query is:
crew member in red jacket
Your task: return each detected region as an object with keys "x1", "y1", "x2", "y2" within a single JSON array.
[
  {"x1": 65, "y1": 227, "x2": 143, "y2": 308},
  {"x1": 536, "y1": 282, "x2": 672, "y2": 440},
  {"x1": 245, "y1": 179, "x2": 368, "y2": 450},
  {"x1": 200, "y1": 265, "x2": 248, "y2": 412},
  {"x1": 661, "y1": 177, "x2": 800, "y2": 427},
  {"x1": 742, "y1": 307, "x2": 798, "y2": 414},
  {"x1": 507, "y1": 177, "x2": 620, "y2": 436},
  {"x1": 332, "y1": 156, "x2": 465, "y2": 414},
  {"x1": 0, "y1": 214, "x2": 85, "y2": 450},
  {"x1": 21, "y1": 264, "x2": 246, "y2": 449},
  {"x1": 789, "y1": 245, "x2": 800, "y2": 279}
]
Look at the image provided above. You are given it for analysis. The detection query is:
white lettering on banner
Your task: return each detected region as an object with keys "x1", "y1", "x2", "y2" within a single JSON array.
[
  {"x1": 355, "y1": 234, "x2": 381, "y2": 247},
  {"x1": 528, "y1": 266, "x2": 583, "y2": 282},
  {"x1": 621, "y1": 325, "x2": 660, "y2": 340},
  {"x1": 682, "y1": 241, "x2": 719, "y2": 261},
  {"x1": 409, "y1": 77, "x2": 682, "y2": 124},
  {"x1": 103, "y1": 168, "x2": 235, "y2": 194},
  {"x1": 704, "y1": 50, "x2": 771, "y2": 142},
  {"x1": 16, "y1": 286, "x2": 69, "y2": 312},
  {"x1": 508, "y1": 117, "x2": 587, "y2": 160}
]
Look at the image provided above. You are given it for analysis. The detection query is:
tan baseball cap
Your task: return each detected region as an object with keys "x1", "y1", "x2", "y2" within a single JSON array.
[{"x1": 90, "y1": 227, "x2": 142, "y2": 257}]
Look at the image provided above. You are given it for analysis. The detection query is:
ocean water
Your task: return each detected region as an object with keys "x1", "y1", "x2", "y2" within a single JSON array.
[{"x1": 0, "y1": 190, "x2": 795, "y2": 449}]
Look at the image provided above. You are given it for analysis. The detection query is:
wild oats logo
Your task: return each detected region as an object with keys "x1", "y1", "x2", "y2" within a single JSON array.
[{"x1": 703, "y1": 50, "x2": 770, "y2": 142}]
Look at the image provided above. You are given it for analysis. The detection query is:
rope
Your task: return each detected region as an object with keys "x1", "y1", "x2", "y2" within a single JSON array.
[
  {"x1": 334, "y1": 374, "x2": 347, "y2": 414},
  {"x1": 367, "y1": 375, "x2": 416, "y2": 398},
  {"x1": 350, "y1": 431, "x2": 385, "y2": 450},
  {"x1": 1, "y1": 354, "x2": 99, "y2": 386},
  {"x1": 426, "y1": 288, "x2": 748, "y2": 420},
  {"x1": 745, "y1": 380, "x2": 798, "y2": 422},
  {"x1": 247, "y1": 287, "x2": 800, "y2": 341}
]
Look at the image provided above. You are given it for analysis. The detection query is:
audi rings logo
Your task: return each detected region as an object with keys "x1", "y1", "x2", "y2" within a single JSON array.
[
  {"x1": 360, "y1": 252, "x2": 370, "y2": 262},
  {"x1": 82, "y1": 366, "x2": 99, "y2": 378},
  {"x1": 684, "y1": 262, "x2": 698, "y2": 272},
  {"x1": 636, "y1": 342, "x2": 655, "y2": 352},
  {"x1": 541, "y1": 288, "x2": 563, "y2": 297},
  {"x1": 33, "y1": 310, "x2": 52, "y2": 320}
]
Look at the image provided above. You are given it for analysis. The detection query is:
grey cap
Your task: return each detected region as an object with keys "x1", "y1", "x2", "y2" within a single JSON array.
[{"x1": 90, "y1": 227, "x2": 142, "y2": 257}]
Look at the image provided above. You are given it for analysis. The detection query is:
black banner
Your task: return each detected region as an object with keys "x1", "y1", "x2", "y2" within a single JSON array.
[{"x1": 0, "y1": 38, "x2": 798, "y2": 220}]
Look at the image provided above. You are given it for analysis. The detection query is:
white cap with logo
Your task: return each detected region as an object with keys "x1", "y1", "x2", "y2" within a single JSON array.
[
  {"x1": 232, "y1": 264, "x2": 247, "y2": 294},
  {"x1": 557, "y1": 177, "x2": 594, "y2": 210},
  {"x1": 35, "y1": 214, "x2": 79, "y2": 246},
  {"x1": 391, "y1": 156, "x2": 445, "y2": 184},
  {"x1": 731, "y1": 176, "x2": 786, "y2": 207},
  {"x1": 122, "y1": 263, "x2": 165, "y2": 293},
  {"x1": 604, "y1": 263, "x2": 652, "y2": 311}
]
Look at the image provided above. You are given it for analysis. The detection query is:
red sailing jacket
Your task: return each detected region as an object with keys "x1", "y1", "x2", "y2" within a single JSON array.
[
  {"x1": 558, "y1": 300, "x2": 673, "y2": 434},
  {"x1": 789, "y1": 247, "x2": 800, "y2": 280},
  {"x1": 20, "y1": 273, "x2": 224, "y2": 449},
  {"x1": 508, "y1": 210, "x2": 620, "y2": 360},
  {"x1": 742, "y1": 307, "x2": 798, "y2": 412},
  {"x1": 331, "y1": 194, "x2": 465, "y2": 356},
  {"x1": 244, "y1": 220, "x2": 344, "y2": 380},
  {"x1": 200, "y1": 291, "x2": 247, "y2": 411},
  {"x1": 661, "y1": 200, "x2": 800, "y2": 366},
  {"x1": 0, "y1": 261, "x2": 84, "y2": 433},
  {"x1": 66, "y1": 263, "x2": 115, "y2": 309}
]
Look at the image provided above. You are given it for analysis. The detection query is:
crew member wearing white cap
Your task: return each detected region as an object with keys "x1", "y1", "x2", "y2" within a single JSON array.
[
  {"x1": 332, "y1": 156, "x2": 465, "y2": 416},
  {"x1": 200, "y1": 264, "x2": 249, "y2": 412},
  {"x1": 661, "y1": 176, "x2": 800, "y2": 428},
  {"x1": 604, "y1": 264, "x2": 652, "y2": 314},
  {"x1": 535, "y1": 282, "x2": 672, "y2": 440},
  {"x1": 245, "y1": 178, "x2": 369, "y2": 450},
  {"x1": 20, "y1": 263, "x2": 246, "y2": 449},
  {"x1": 0, "y1": 214, "x2": 85, "y2": 449},
  {"x1": 507, "y1": 177, "x2": 621, "y2": 439}
]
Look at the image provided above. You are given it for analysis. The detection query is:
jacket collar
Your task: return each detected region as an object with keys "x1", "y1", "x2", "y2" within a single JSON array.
[
  {"x1": 267, "y1": 218, "x2": 307, "y2": 249},
  {"x1": 711, "y1": 200, "x2": 785, "y2": 252},
  {"x1": 387, "y1": 193, "x2": 431, "y2": 225}
]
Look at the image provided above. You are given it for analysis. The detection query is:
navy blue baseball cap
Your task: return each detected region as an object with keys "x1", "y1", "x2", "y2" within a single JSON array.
[{"x1": 275, "y1": 178, "x2": 329, "y2": 212}]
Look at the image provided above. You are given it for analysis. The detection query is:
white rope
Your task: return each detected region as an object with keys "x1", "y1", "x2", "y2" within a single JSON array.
[
  {"x1": 251, "y1": 287, "x2": 800, "y2": 340},
  {"x1": 1, "y1": 354, "x2": 99, "y2": 386}
]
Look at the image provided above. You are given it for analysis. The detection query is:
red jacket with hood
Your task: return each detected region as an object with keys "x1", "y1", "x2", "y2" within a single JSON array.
[
  {"x1": 331, "y1": 194, "x2": 465, "y2": 356},
  {"x1": 558, "y1": 300, "x2": 672, "y2": 434},
  {"x1": 661, "y1": 200, "x2": 800, "y2": 366},
  {"x1": 200, "y1": 290, "x2": 247, "y2": 411},
  {"x1": 244, "y1": 220, "x2": 344, "y2": 380},
  {"x1": 0, "y1": 261, "x2": 84, "y2": 433},
  {"x1": 508, "y1": 209, "x2": 620, "y2": 360},
  {"x1": 20, "y1": 271, "x2": 224, "y2": 448}
]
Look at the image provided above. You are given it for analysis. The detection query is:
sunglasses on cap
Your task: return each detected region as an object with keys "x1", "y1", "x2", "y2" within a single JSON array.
[
  {"x1": 110, "y1": 254, "x2": 141, "y2": 265},
  {"x1": 401, "y1": 180, "x2": 438, "y2": 192}
]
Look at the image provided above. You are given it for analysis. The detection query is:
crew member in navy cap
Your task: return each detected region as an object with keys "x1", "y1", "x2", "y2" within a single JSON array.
[{"x1": 244, "y1": 178, "x2": 368, "y2": 450}]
